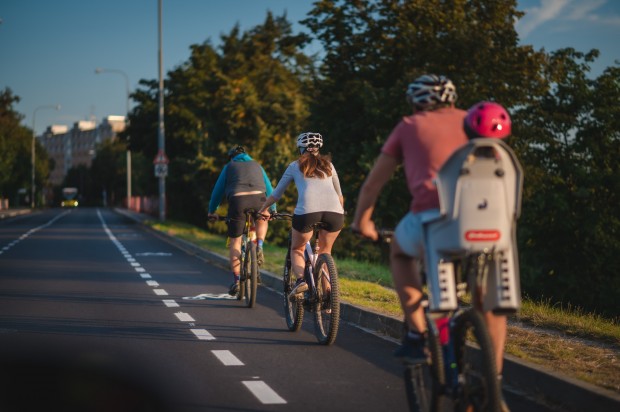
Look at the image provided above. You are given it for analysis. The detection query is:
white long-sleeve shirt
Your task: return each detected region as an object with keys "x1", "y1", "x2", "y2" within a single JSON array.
[{"x1": 271, "y1": 160, "x2": 344, "y2": 215}]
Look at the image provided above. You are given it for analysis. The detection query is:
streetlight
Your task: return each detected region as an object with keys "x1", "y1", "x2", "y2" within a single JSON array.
[
  {"x1": 32, "y1": 104, "x2": 60, "y2": 208},
  {"x1": 95, "y1": 67, "x2": 132, "y2": 208}
]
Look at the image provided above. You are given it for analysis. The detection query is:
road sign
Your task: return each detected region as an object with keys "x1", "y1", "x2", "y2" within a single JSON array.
[
  {"x1": 153, "y1": 149, "x2": 169, "y2": 165},
  {"x1": 154, "y1": 164, "x2": 168, "y2": 177}
]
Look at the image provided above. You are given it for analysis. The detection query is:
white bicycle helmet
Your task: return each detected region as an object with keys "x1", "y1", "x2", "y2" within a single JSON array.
[
  {"x1": 297, "y1": 132, "x2": 323, "y2": 154},
  {"x1": 406, "y1": 74, "x2": 457, "y2": 110}
]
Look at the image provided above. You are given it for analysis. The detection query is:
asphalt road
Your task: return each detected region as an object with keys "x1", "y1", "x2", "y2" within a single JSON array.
[{"x1": 0, "y1": 208, "x2": 556, "y2": 411}]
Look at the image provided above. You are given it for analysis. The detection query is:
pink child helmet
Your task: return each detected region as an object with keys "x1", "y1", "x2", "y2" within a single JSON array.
[{"x1": 464, "y1": 101, "x2": 512, "y2": 139}]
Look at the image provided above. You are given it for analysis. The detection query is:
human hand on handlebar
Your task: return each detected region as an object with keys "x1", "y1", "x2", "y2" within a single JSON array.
[{"x1": 350, "y1": 220, "x2": 379, "y2": 242}]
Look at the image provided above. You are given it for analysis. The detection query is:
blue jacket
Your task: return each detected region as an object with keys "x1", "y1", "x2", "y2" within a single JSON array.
[{"x1": 208, "y1": 153, "x2": 275, "y2": 214}]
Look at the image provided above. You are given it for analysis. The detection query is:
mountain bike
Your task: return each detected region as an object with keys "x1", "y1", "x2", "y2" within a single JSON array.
[
  {"x1": 270, "y1": 212, "x2": 341, "y2": 345},
  {"x1": 371, "y1": 231, "x2": 502, "y2": 412},
  {"x1": 208, "y1": 208, "x2": 261, "y2": 308},
  {"x1": 364, "y1": 138, "x2": 523, "y2": 411}
]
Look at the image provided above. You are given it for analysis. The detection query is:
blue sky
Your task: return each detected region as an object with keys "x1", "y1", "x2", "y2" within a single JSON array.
[{"x1": 1, "y1": 0, "x2": 618, "y2": 135}]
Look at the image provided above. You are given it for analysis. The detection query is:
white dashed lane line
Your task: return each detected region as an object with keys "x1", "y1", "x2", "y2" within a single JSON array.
[
  {"x1": 97, "y1": 209, "x2": 289, "y2": 405},
  {"x1": 0, "y1": 210, "x2": 70, "y2": 256},
  {"x1": 191, "y1": 329, "x2": 215, "y2": 340},
  {"x1": 174, "y1": 312, "x2": 195, "y2": 322},
  {"x1": 243, "y1": 381, "x2": 287, "y2": 405},
  {"x1": 212, "y1": 350, "x2": 244, "y2": 366}
]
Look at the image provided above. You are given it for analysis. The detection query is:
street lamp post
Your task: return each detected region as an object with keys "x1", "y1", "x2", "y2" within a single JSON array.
[
  {"x1": 31, "y1": 104, "x2": 60, "y2": 208},
  {"x1": 95, "y1": 67, "x2": 132, "y2": 208}
]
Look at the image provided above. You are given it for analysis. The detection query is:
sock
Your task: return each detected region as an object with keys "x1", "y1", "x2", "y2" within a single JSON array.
[
  {"x1": 233, "y1": 273, "x2": 240, "y2": 283},
  {"x1": 406, "y1": 330, "x2": 426, "y2": 341},
  {"x1": 257, "y1": 239, "x2": 264, "y2": 248}
]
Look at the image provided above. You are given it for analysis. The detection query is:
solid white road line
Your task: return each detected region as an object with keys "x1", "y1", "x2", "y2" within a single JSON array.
[
  {"x1": 190, "y1": 328, "x2": 215, "y2": 340},
  {"x1": 212, "y1": 350, "x2": 244, "y2": 366},
  {"x1": 242, "y1": 381, "x2": 286, "y2": 404}
]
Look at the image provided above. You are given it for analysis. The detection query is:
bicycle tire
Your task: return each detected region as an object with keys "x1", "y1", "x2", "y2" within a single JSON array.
[
  {"x1": 452, "y1": 309, "x2": 502, "y2": 412},
  {"x1": 313, "y1": 253, "x2": 340, "y2": 345},
  {"x1": 238, "y1": 236, "x2": 247, "y2": 301},
  {"x1": 243, "y1": 241, "x2": 258, "y2": 308},
  {"x1": 403, "y1": 315, "x2": 446, "y2": 412},
  {"x1": 283, "y1": 234, "x2": 303, "y2": 331}
]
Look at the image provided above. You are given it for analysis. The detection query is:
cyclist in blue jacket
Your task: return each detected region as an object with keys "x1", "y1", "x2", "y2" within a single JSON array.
[{"x1": 208, "y1": 146, "x2": 276, "y2": 295}]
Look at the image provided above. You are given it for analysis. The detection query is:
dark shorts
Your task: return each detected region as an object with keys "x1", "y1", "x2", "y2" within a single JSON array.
[
  {"x1": 227, "y1": 193, "x2": 266, "y2": 238},
  {"x1": 292, "y1": 211, "x2": 345, "y2": 233}
]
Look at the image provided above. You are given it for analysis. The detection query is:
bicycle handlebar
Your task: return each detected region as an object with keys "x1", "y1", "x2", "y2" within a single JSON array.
[{"x1": 267, "y1": 212, "x2": 293, "y2": 221}]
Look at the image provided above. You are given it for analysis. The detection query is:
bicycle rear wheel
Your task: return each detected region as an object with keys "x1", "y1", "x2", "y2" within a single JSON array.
[
  {"x1": 403, "y1": 315, "x2": 446, "y2": 412},
  {"x1": 243, "y1": 241, "x2": 258, "y2": 308},
  {"x1": 452, "y1": 309, "x2": 501, "y2": 412},
  {"x1": 283, "y1": 234, "x2": 303, "y2": 331},
  {"x1": 313, "y1": 253, "x2": 340, "y2": 345}
]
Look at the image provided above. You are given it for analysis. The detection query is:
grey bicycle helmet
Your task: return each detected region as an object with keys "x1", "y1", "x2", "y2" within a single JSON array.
[
  {"x1": 406, "y1": 74, "x2": 457, "y2": 110},
  {"x1": 296, "y1": 132, "x2": 323, "y2": 154},
  {"x1": 227, "y1": 145, "x2": 245, "y2": 159}
]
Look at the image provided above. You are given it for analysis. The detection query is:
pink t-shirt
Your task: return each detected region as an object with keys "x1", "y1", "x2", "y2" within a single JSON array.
[{"x1": 382, "y1": 107, "x2": 468, "y2": 212}]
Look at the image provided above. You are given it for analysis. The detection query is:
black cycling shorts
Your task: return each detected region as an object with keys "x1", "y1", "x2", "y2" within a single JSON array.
[
  {"x1": 292, "y1": 211, "x2": 344, "y2": 233},
  {"x1": 227, "y1": 193, "x2": 265, "y2": 238}
]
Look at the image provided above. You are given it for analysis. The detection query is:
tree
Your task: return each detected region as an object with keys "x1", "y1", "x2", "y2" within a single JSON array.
[
  {"x1": 126, "y1": 12, "x2": 313, "y2": 226},
  {"x1": 514, "y1": 49, "x2": 620, "y2": 315},
  {"x1": 0, "y1": 88, "x2": 48, "y2": 206}
]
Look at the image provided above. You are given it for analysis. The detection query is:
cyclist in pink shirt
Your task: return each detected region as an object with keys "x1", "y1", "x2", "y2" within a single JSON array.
[{"x1": 352, "y1": 74, "x2": 467, "y2": 362}]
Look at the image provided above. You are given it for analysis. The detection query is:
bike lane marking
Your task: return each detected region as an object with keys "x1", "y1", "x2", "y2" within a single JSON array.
[
  {"x1": 212, "y1": 350, "x2": 244, "y2": 366},
  {"x1": 242, "y1": 381, "x2": 287, "y2": 404},
  {"x1": 98, "y1": 210, "x2": 290, "y2": 407},
  {"x1": 190, "y1": 328, "x2": 215, "y2": 340},
  {"x1": 0, "y1": 210, "x2": 71, "y2": 256}
]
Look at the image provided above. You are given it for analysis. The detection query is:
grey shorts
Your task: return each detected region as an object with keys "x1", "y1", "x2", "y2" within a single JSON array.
[{"x1": 394, "y1": 209, "x2": 440, "y2": 258}]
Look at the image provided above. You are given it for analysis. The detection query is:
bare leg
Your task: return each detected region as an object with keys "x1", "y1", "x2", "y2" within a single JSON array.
[
  {"x1": 228, "y1": 236, "x2": 242, "y2": 275},
  {"x1": 290, "y1": 229, "x2": 313, "y2": 279},
  {"x1": 255, "y1": 218, "x2": 268, "y2": 242},
  {"x1": 316, "y1": 228, "x2": 341, "y2": 255},
  {"x1": 390, "y1": 239, "x2": 427, "y2": 334},
  {"x1": 484, "y1": 311, "x2": 507, "y2": 374}
]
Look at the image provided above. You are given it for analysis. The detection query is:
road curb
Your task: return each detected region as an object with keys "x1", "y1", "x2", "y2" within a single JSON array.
[
  {"x1": 114, "y1": 208, "x2": 620, "y2": 411},
  {"x1": 0, "y1": 208, "x2": 32, "y2": 220}
]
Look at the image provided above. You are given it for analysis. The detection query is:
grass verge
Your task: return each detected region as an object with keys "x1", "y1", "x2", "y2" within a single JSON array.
[{"x1": 147, "y1": 218, "x2": 620, "y2": 393}]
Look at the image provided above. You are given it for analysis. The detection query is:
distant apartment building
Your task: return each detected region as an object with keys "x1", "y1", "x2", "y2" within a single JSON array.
[{"x1": 40, "y1": 116, "x2": 126, "y2": 186}]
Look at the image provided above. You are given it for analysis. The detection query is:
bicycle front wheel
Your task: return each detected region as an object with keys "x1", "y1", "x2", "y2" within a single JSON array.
[
  {"x1": 283, "y1": 234, "x2": 303, "y2": 331},
  {"x1": 313, "y1": 253, "x2": 340, "y2": 345},
  {"x1": 243, "y1": 240, "x2": 258, "y2": 308},
  {"x1": 452, "y1": 309, "x2": 502, "y2": 412}
]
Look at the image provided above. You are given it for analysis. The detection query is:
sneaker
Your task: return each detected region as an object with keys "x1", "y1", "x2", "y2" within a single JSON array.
[
  {"x1": 256, "y1": 246, "x2": 264, "y2": 266},
  {"x1": 228, "y1": 282, "x2": 239, "y2": 296},
  {"x1": 393, "y1": 335, "x2": 428, "y2": 365},
  {"x1": 288, "y1": 278, "x2": 308, "y2": 300}
]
